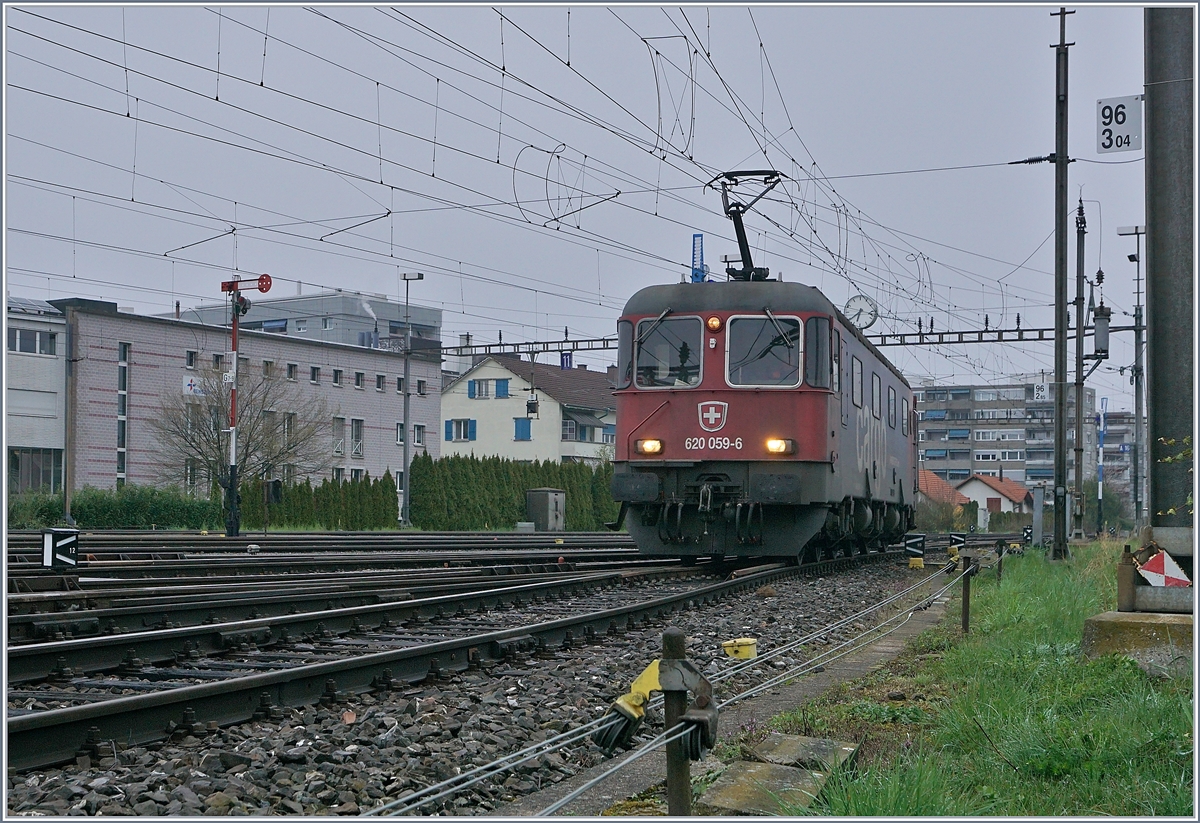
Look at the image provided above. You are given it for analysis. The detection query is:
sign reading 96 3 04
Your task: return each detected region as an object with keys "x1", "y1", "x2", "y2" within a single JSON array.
[{"x1": 1096, "y1": 95, "x2": 1142, "y2": 154}]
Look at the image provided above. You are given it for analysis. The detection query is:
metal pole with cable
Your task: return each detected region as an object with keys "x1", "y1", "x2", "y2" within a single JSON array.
[
  {"x1": 1073, "y1": 199, "x2": 1087, "y2": 538},
  {"x1": 400, "y1": 273, "x2": 423, "y2": 525},
  {"x1": 1118, "y1": 225, "x2": 1146, "y2": 533}
]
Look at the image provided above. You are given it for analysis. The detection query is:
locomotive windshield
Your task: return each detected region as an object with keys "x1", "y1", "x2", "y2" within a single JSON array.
[
  {"x1": 616, "y1": 320, "x2": 633, "y2": 389},
  {"x1": 635, "y1": 317, "x2": 702, "y2": 388},
  {"x1": 727, "y1": 315, "x2": 801, "y2": 387}
]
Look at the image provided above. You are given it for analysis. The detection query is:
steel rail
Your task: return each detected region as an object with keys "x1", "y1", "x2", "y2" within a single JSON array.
[
  {"x1": 7, "y1": 561, "x2": 682, "y2": 642},
  {"x1": 6, "y1": 556, "x2": 875, "y2": 772}
]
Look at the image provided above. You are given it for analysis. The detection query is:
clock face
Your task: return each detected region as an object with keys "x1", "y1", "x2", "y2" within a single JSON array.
[{"x1": 844, "y1": 295, "x2": 879, "y2": 330}]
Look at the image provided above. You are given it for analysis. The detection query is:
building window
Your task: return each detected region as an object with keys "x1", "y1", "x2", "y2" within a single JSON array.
[
  {"x1": 413, "y1": 424, "x2": 426, "y2": 445},
  {"x1": 350, "y1": 418, "x2": 364, "y2": 457},
  {"x1": 450, "y1": 419, "x2": 476, "y2": 442},
  {"x1": 376, "y1": 374, "x2": 386, "y2": 392},
  {"x1": 948, "y1": 449, "x2": 971, "y2": 460},
  {"x1": 923, "y1": 449, "x2": 947, "y2": 461},
  {"x1": 287, "y1": 363, "x2": 298, "y2": 381},
  {"x1": 947, "y1": 429, "x2": 971, "y2": 440},
  {"x1": 263, "y1": 360, "x2": 274, "y2": 378},
  {"x1": 8, "y1": 447, "x2": 64, "y2": 493},
  {"x1": 351, "y1": 468, "x2": 364, "y2": 482},
  {"x1": 416, "y1": 380, "x2": 427, "y2": 396},
  {"x1": 514, "y1": 418, "x2": 532, "y2": 441},
  {"x1": 310, "y1": 366, "x2": 321, "y2": 384},
  {"x1": 213, "y1": 353, "x2": 225, "y2": 371},
  {"x1": 295, "y1": 319, "x2": 308, "y2": 332},
  {"x1": 887, "y1": 386, "x2": 897, "y2": 428},
  {"x1": 332, "y1": 416, "x2": 346, "y2": 455},
  {"x1": 332, "y1": 467, "x2": 344, "y2": 482},
  {"x1": 322, "y1": 317, "x2": 333, "y2": 330},
  {"x1": 332, "y1": 369, "x2": 343, "y2": 386},
  {"x1": 603, "y1": 424, "x2": 616, "y2": 444},
  {"x1": 7, "y1": 328, "x2": 57, "y2": 355},
  {"x1": 975, "y1": 451, "x2": 999, "y2": 462},
  {"x1": 396, "y1": 377, "x2": 405, "y2": 394},
  {"x1": 396, "y1": 423, "x2": 405, "y2": 444},
  {"x1": 354, "y1": 371, "x2": 364, "y2": 389},
  {"x1": 117, "y1": 342, "x2": 130, "y2": 484},
  {"x1": 918, "y1": 430, "x2": 927, "y2": 442},
  {"x1": 184, "y1": 457, "x2": 198, "y2": 493},
  {"x1": 186, "y1": 350, "x2": 197, "y2": 369},
  {"x1": 562, "y1": 419, "x2": 576, "y2": 441},
  {"x1": 1001, "y1": 450, "x2": 1026, "y2": 461},
  {"x1": 851, "y1": 357, "x2": 863, "y2": 407},
  {"x1": 469, "y1": 379, "x2": 492, "y2": 399},
  {"x1": 949, "y1": 388, "x2": 971, "y2": 400}
]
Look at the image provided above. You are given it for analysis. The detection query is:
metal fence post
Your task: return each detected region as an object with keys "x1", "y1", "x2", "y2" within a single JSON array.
[
  {"x1": 961, "y1": 554, "x2": 973, "y2": 635},
  {"x1": 662, "y1": 627, "x2": 691, "y2": 816}
]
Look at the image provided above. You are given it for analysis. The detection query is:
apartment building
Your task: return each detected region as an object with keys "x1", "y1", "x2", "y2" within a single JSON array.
[
  {"x1": 6, "y1": 296, "x2": 68, "y2": 493},
  {"x1": 1096, "y1": 409, "x2": 1147, "y2": 521},
  {"x1": 16, "y1": 297, "x2": 441, "y2": 499},
  {"x1": 442, "y1": 356, "x2": 616, "y2": 465},
  {"x1": 915, "y1": 378, "x2": 1096, "y2": 487}
]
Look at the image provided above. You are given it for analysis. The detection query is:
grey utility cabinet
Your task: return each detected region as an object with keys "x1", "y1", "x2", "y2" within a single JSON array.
[{"x1": 526, "y1": 488, "x2": 566, "y2": 532}]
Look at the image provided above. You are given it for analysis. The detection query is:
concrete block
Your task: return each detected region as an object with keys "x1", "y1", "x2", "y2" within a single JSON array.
[
  {"x1": 696, "y1": 761, "x2": 827, "y2": 815},
  {"x1": 1143, "y1": 526, "x2": 1194, "y2": 557},
  {"x1": 1082, "y1": 610, "x2": 1193, "y2": 659},
  {"x1": 751, "y1": 733, "x2": 858, "y2": 771},
  {"x1": 1133, "y1": 586, "x2": 1194, "y2": 614}
]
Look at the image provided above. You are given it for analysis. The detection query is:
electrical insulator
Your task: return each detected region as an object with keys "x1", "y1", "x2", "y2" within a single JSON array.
[
  {"x1": 1095, "y1": 269, "x2": 1104, "y2": 285},
  {"x1": 527, "y1": 396, "x2": 539, "y2": 417}
]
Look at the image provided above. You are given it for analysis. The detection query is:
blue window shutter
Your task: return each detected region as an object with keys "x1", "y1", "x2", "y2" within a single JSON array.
[
  {"x1": 496, "y1": 379, "x2": 509, "y2": 398},
  {"x1": 445, "y1": 420, "x2": 453, "y2": 441},
  {"x1": 467, "y1": 380, "x2": 476, "y2": 399},
  {"x1": 468, "y1": 419, "x2": 477, "y2": 441},
  {"x1": 515, "y1": 417, "x2": 531, "y2": 441}
]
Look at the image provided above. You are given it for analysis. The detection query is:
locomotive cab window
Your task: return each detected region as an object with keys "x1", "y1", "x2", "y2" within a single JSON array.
[
  {"x1": 888, "y1": 386, "x2": 897, "y2": 428},
  {"x1": 851, "y1": 356, "x2": 863, "y2": 407},
  {"x1": 616, "y1": 320, "x2": 633, "y2": 389},
  {"x1": 635, "y1": 317, "x2": 702, "y2": 388},
  {"x1": 726, "y1": 315, "x2": 801, "y2": 387},
  {"x1": 871, "y1": 373, "x2": 882, "y2": 419},
  {"x1": 804, "y1": 316, "x2": 832, "y2": 389},
  {"x1": 902, "y1": 398, "x2": 910, "y2": 435}
]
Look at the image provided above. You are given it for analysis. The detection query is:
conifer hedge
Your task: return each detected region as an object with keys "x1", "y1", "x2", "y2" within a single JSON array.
[
  {"x1": 7, "y1": 473, "x2": 400, "y2": 531},
  {"x1": 408, "y1": 453, "x2": 619, "y2": 531}
]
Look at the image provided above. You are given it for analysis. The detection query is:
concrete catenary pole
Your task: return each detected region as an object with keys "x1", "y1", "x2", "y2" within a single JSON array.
[
  {"x1": 1144, "y1": 8, "x2": 1194, "y2": 528},
  {"x1": 400, "y1": 273, "x2": 424, "y2": 525},
  {"x1": 1052, "y1": 7, "x2": 1074, "y2": 561}
]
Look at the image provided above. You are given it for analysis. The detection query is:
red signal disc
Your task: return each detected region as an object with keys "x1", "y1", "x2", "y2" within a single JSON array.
[{"x1": 258, "y1": 273, "x2": 273, "y2": 293}]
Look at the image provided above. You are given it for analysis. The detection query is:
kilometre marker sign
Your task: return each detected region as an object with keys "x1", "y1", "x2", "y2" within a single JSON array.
[{"x1": 1096, "y1": 95, "x2": 1142, "y2": 153}]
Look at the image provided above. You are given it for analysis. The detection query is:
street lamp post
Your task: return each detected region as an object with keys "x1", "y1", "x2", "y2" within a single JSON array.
[{"x1": 400, "y1": 273, "x2": 424, "y2": 525}]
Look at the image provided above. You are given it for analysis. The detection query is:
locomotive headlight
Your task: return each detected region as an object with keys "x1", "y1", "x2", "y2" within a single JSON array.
[
  {"x1": 635, "y1": 439, "x2": 663, "y2": 455},
  {"x1": 766, "y1": 438, "x2": 796, "y2": 455},
  {"x1": 706, "y1": 315, "x2": 723, "y2": 332}
]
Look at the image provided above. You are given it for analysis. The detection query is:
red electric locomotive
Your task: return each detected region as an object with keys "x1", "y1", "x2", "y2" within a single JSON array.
[{"x1": 608, "y1": 171, "x2": 916, "y2": 562}]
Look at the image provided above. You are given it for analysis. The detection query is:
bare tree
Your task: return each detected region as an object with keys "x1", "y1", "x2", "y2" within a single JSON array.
[{"x1": 148, "y1": 365, "x2": 332, "y2": 494}]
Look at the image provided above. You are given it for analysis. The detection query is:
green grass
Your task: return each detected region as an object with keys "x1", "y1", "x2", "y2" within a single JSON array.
[{"x1": 775, "y1": 543, "x2": 1194, "y2": 816}]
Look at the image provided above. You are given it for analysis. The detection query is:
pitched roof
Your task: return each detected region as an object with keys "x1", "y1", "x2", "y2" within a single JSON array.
[
  {"x1": 918, "y1": 469, "x2": 970, "y2": 505},
  {"x1": 957, "y1": 474, "x2": 1033, "y2": 505},
  {"x1": 465, "y1": 355, "x2": 616, "y2": 412}
]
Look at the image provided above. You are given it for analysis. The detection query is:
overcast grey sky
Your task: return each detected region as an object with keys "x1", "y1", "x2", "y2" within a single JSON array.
[{"x1": 5, "y1": 3, "x2": 1148, "y2": 409}]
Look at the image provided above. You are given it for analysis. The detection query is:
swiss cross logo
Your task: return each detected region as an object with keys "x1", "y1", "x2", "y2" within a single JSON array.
[{"x1": 698, "y1": 401, "x2": 728, "y2": 432}]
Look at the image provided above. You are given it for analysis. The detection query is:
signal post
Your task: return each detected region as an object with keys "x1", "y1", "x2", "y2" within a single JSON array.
[{"x1": 220, "y1": 273, "x2": 272, "y2": 537}]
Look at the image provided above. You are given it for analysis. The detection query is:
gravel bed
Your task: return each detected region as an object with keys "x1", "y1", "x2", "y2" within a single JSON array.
[{"x1": 6, "y1": 560, "x2": 919, "y2": 816}]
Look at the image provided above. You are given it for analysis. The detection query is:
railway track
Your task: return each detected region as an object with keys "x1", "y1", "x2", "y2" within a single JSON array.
[{"x1": 7, "y1": 550, "x2": 893, "y2": 773}]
